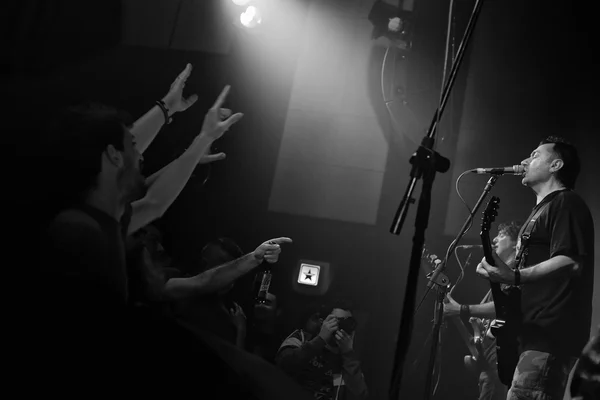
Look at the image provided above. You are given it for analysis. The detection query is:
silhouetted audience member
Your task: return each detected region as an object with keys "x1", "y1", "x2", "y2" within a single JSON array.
[
  {"x1": 276, "y1": 300, "x2": 369, "y2": 400},
  {"x1": 172, "y1": 238, "x2": 248, "y2": 348},
  {"x1": 250, "y1": 291, "x2": 282, "y2": 361},
  {"x1": 33, "y1": 66, "x2": 244, "y2": 392}
]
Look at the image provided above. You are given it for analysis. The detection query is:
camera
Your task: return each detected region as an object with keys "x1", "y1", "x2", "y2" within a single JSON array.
[{"x1": 336, "y1": 316, "x2": 357, "y2": 335}]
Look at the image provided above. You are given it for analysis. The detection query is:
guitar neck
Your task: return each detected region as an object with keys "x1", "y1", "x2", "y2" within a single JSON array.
[{"x1": 451, "y1": 317, "x2": 480, "y2": 359}]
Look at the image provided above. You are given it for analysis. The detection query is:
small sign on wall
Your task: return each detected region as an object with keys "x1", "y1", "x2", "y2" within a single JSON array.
[
  {"x1": 298, "y1": 263, "x2": 320, "y2": 286},
  {"x1": 293, "y1": 260, "x2": 331, "y2": 296}
]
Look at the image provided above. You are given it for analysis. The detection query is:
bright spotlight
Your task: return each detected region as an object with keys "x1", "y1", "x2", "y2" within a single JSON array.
[
  {"x1": 240, "y1": 6, "x2": 262, "y2": 28},
  {"x1": 232, "y1": 0, "x2": 251, "y2": 6}
]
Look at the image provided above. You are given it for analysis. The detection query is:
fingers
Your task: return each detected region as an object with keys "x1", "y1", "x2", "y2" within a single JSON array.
[
  {"x1": 268, "y1": 237, "x2": 293, "y2": 245},
  {"x1": 334, "y1": 330, "x2": 349, "y2": 341},
  {"x1": 476, "y1": 263, "x2": 490, "y2": 278},
  {"x1": 324, "y1": 315, "x2": 336, "y2": 323},
  {"x1": 177, "y1": 63, "x2": 193, "y2": 82},
  {"x1": 184, "y1": 94, "x2": 199, "y2": 108},
  {"x1": 220, "y1": 112, "x2": 244, "y2": 131},
  {"x1": 219, "y1": 108, "x2": 232, "y2": 119},
  {"x1": 260, "y1": 237, "x2": 292, "y2": 262},
  {"x1": 201, "y1": 152, "x2": 227, "y2": 164},
  {"x1": 212, "y1": 85, "x2": 231, "y2": 110}
]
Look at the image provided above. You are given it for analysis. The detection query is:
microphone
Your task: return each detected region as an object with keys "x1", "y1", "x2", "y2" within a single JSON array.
[
  {"x1": 471, "y1": 165, "x2": 524, "y2": 175},
  {"x1": 457, "y1": 244, "x2": 483, "y2": 249}
]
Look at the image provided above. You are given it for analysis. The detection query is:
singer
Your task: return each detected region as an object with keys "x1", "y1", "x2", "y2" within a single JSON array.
[
  {"x1": 476, "y1": 136, "x2": 595, "y2": 400},
  {"x1": 444, "y1": 221, "x2": 521, "y2": 400}
]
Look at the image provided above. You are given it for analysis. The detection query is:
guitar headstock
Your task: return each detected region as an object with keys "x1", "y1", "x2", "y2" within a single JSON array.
[
  {"x1": 481, "y1": 196, "x2": 500, "y2": 236},
  {"x1": 480, "y1": 196, "x2": 500, "y2": 265}
]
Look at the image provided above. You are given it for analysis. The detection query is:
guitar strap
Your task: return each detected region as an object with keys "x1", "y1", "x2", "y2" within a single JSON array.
[{"x1": 514, "y1": 201, "x2": 552, "y2": 273}]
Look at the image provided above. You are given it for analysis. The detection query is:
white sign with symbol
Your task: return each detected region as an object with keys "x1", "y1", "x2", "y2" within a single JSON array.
[{"x1": 298, "y1": 263, "x2": 320, "y2": 286}]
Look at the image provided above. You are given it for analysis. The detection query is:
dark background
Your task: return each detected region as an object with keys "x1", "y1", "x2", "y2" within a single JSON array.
[{"x1": 7, "y1": 1, "x2": 599, "y2": 399}]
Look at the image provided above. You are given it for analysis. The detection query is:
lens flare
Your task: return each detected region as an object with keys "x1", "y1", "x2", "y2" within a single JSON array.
[{"x1": 240, "y1": 6, "x2": 262, "y2": 28}]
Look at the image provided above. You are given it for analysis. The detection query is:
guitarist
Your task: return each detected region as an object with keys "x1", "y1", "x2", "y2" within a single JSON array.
[
  {"x1": 476, "y1": 136, "x2": 595, "y2": 400},
  {"x1": 444, "y1": 220, "x2": 521, "y2": 400}
]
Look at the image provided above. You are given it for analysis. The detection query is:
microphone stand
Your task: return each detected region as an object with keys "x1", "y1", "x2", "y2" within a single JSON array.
[
  {"x1": 388, "y1": 0, "x2": 486, "y2": 399},
  {"x1": 421, "y1": 175, "x2": 498, "y2": 399}
]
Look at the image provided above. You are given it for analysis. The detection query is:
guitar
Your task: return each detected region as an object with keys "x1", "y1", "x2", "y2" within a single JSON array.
[
  {"x1": 421, "y1": 249, "x2": 488, "y2": 375},
  {"x1": 480, "y1": 196, "x2": 521, "y2": 386}
]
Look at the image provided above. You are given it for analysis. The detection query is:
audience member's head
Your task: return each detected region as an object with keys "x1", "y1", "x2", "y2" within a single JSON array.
[
  {"x1": 201, "y1": 238, "x2": 244, "y2": 294},
  {"x1": 304, "y1": 298, "x2": 356, "y2": 346},
  {"x1": 46, "y1": 103, "x2": 146, "y2": 211},
  {"x1": 127, "y1": 224, "x2": 170, "y2": 304}
]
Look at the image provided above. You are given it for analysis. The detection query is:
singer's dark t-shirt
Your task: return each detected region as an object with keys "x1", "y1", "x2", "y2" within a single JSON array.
[{"x1": 518, "y1": 189, "x2": 595, "y2": 356}]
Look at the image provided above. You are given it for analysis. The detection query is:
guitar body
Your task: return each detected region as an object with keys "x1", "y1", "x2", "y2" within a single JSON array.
[
  {"x1": 464, "y1": 355, "x2": 481, "y2": 376},
  {"x1": 481, "y1": 197, "x2": 521, "y2": 387},
  {"x1": 488, "y1": 285, "x2": 521, "y2": 386}
]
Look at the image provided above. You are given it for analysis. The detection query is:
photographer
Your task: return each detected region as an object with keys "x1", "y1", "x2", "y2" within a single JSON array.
[{"x1": 275, "y1": 300, "x2": 369, "y2": 400}]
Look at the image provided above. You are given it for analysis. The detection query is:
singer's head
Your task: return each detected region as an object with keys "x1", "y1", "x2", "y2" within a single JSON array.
[
  {"x1": 521, "y1": 136, "x2": 580, "y2": 190},
  {"x1": 493, "y1": 221, "x2": 522, "y2": 265}
]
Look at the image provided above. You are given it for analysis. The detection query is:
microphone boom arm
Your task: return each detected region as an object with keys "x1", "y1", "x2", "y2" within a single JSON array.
[{"x1": 388, "y1": 1, "x2": 487, "y2": 399}]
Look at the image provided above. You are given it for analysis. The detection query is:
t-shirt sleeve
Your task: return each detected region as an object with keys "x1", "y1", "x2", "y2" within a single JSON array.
[{"x1": 548, "y1": 192, "x2": 593, "y2": 260}]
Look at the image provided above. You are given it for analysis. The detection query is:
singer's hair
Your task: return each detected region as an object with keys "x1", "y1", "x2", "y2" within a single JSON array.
[
  {"x1": 540, "y1": 136, "x2": 580, "y2": 189},
  {"x1": 497, "y1": 221, "x2": 522, "y2": 242}
]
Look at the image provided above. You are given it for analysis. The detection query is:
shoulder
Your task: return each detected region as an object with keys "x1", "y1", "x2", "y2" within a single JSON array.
[
  {"x1": 279, "y1": 329, "x2": 305, "y2": 350},
  {"x1": 547, "y1": 190, "x2": 592, "y2": 220},
  {"x1": 552, "y1": 190, "x2": 590, "y2": 209},
  {"x1": 47, "y1": 209, "x2": 104, "y2": 245}
]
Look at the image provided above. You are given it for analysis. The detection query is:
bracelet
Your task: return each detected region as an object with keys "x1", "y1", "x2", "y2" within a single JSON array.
[
  {"x1": 514, "y1": 268, "x2": 521, "y2": 286},
  {"x1": 460, "y1": 304, "x2": 471, "y2": 319},
  {"x1": 155, "y1": 100, "x2": 173, "y2": 125}
]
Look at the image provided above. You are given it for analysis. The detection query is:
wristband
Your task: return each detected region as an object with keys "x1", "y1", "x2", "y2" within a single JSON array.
[
  {"x1": 460, "y1": 304, "x2": 471, "y2": 319},
  {"x1": 155, "y1": 100, "x2": 172, "y2": 125},
  {"x1": 514, "y1": 268, "x2": 521, "y2": 286}
]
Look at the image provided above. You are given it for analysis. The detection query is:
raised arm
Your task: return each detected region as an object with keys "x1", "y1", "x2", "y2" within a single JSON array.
[
  {"x1": 128, "y1": 85, "x2": 243, "y2": 235},
  {"x1": 335, "y1": 330, "x2": 369, "y2": 399},
  {"x1": 132, "y1": 64, "x2": 198, "y2": 154},
  {"x1": 162, "y1": 238, "x2": 291, "y2": 300}
]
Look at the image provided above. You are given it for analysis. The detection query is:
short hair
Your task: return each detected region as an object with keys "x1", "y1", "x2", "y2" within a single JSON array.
[
  {"x1": 45, "y1": 103, "x2": 133, "y2": 206},
  {"x1": 497, "y1": 221, "x2": 522, "y2": 242},
  {"x1": 201, "y1": 238, "x2": 244, "y2": 269},
  {"x1": 317, "y1": 297, "x2": 355, "y2": 318},
  {"x1": 539, "y1": 136, "x2": 580, "y2": 189}
]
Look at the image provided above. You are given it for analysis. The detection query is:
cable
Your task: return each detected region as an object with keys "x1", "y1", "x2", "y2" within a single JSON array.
[
  {"x1": 168, "y1": 0, "x2": 184, "y2": 49},
  {"x1": 434, "y1": 0, "x2": 456, "y2": 153}
]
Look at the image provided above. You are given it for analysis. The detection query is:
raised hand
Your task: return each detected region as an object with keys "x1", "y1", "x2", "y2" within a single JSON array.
[
  {"x1": 335, "y1": 329, "x2": 354, "y2": 354},
  {"x1": 318, "y1": 315, "x2": 339, "y2": 343},
  {"x1": 230, "y1": 302, "x2": 247, "y2": 333},
  {"x1": 200, "y1": 85, "x2": 244, "y2": 141},
  {"x1": 252, "y1": 237, "x2": 293, "y2": 263},
  {"x1": 162, "y1": 63, "x2": 199, "y2": 114}
]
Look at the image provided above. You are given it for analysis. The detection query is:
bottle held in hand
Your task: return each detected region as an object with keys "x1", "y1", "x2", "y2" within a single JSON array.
[{"x1": 255, "y1": 262, "x2": 272, "y2": 304}]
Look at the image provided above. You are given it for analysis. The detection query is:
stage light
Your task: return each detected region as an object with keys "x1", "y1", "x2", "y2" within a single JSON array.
[
  {"x1": 232, "y1": 0, "x2": 251, "y2": 5},
  {"x1": 240, "y1": 5, "x2": 262, "y2": 28}
]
